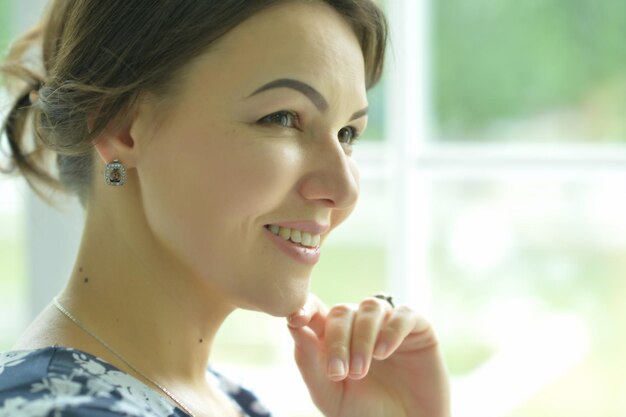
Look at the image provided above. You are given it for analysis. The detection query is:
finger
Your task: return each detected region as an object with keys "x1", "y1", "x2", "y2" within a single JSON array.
[
  {"x1": 348, "y1": 297, "x2": 392, "y2": 380},
  {"x1": 287, "y1": 293, "x2": 328, "y2": 338},
  {"x1": 324, "y1": 304, "x2": 356, "y2": 381},
  {"x1": 395, "y1": 313, "x2": 440, "y2": 353},
  {"x1": 288, "y1": 325, "x2": 333, "y2": 408},
  {"x1": 372, "y1": 305, "x2": 420, "y2": 360}
]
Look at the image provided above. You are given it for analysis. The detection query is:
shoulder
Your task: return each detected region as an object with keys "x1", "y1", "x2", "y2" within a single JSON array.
[
  {"x1": 208, "y1": 369, "x2": 273, "y2": 417},
  {"x1": 0, "y1": 347, "x2": 176, "y2": 417},
  {"x1": 0, "y1": 346, "x2": 277, "y2": 417}
]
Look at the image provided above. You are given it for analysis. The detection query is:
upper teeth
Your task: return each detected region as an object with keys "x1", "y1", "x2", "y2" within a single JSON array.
[{"x1": 267, "y1": 225, "x2": 321, "y2": 248}]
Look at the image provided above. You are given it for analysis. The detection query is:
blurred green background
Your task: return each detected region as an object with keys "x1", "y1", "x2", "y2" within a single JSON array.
[{"x1": 434, "y1": 0, "x2": 626, "y2": 142}]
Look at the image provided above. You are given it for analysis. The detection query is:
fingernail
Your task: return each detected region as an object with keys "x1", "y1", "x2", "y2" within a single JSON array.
[
  {"x1": 327, "y1": 358, "x2": 346, "y2": 378},
  {"x1": 350, "y1": 356, "x2": 364, "y2": 376},
  {"x1": 374, "y1": 343, "x2": 388, "y2": 359}
]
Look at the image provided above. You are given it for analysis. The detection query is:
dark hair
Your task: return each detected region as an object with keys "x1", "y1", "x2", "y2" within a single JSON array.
[{"x1": 0, "y1": 0, "x2": 388, "y2": 208}]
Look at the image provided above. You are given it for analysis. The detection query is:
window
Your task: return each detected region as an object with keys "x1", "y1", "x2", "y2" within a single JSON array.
[
  {"x1": 434, "y1": 0, "x2": 626, "y2": 144},
  {"x1": 420, "y1": 0, "x2": 626, "y2": 415}
]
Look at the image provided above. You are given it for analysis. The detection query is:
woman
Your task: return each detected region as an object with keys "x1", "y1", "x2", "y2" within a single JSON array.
[{"x1": 0, "y1": 1, "x2": 450, "y2": 416}]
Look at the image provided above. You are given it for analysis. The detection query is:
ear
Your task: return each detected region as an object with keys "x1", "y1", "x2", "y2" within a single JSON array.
[{"x1": 92, "y1": 106, "x2": 139, "y2": 168}]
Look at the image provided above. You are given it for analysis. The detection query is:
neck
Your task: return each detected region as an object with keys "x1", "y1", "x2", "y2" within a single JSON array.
[{"x1": 56, "y1": 197, "x2": 236, "y2": 388}]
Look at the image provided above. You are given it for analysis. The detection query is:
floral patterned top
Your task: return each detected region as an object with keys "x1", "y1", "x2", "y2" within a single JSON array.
[{"x1": 0, "y1": 346, "x2": 273, "y2": 417}]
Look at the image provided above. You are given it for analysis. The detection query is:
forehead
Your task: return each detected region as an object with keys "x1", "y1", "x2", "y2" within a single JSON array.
[{"x1": 180, "y1": 1, "x2": 367, "y2": 103}]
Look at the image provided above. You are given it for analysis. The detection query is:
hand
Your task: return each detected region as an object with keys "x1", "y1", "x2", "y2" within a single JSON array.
[{"x1": 287, "y1": 294, "x2": 450, "y2": 417}]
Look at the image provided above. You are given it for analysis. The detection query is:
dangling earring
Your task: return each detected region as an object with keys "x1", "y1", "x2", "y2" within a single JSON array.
[{"x1": 104, "y1": 159, "x2": 127, "y2": 186}]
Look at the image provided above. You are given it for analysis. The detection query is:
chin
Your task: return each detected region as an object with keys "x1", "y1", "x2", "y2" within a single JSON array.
[{"x1": 243, "y1": 285, "x2": 309, "y2": 318}]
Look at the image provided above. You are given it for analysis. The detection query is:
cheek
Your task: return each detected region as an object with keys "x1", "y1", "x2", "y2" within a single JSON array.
[
  {"x1": 136, "y1": 126, "x2": 304, "y2": 266},
  {"x1": 217, "y1": 140, "x2": 302, "y2": 208}
]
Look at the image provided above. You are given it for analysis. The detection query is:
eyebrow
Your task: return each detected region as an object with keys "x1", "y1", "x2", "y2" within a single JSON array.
[
  {"x1": 349, "y1": 107, "x2": 369, "y2": 121},
  {"x1": 248, "y1": 78, "x2": 368, "y2": 122}
]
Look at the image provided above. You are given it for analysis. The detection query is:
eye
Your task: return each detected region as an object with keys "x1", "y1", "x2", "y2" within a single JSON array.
[
  {"x1": 338, "y1": 126, "x2": 360, "y2": 146},
  {"x1": 257, "y1": 110, "x2": 300, "y2": 129}
]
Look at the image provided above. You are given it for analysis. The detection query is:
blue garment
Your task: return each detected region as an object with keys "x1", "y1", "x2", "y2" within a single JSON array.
[{"x1": 0, "y1": 346, "x2": 272, "y2": 417}]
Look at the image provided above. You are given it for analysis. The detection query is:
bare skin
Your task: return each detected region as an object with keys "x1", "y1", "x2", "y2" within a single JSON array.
[{"x1": 14, "y1": 1, "x2": 450, "y2": 416}]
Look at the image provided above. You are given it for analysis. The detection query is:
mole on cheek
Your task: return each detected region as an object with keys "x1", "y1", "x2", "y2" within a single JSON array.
[{"x1": 83, "y1": 277, "x2": 89, "y2": 283}]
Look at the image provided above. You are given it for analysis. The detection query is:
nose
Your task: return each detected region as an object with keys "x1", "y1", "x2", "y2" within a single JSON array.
[{"x1": 297, "y1": 139, "x2": 360, "y2": 209}]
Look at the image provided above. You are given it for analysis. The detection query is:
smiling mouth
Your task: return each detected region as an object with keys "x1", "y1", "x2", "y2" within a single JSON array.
[{"x1": 264, "y1": 225, "x2": 321, "y2": 248}]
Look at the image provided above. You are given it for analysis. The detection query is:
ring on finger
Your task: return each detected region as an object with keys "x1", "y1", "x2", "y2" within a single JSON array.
[{"x1": 373, "y1": 293, "x2": 394, "y2": 308}]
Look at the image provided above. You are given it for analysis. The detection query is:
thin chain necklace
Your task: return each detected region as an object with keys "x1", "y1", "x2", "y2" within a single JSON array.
[{"x1": 52, "y1": 296, "x2": 197, "y2": 417}]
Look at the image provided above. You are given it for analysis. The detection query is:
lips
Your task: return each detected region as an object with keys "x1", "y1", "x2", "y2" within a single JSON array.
[
  {"x1": 265, "y1": 221, "x2": 330, "y2": 236},
  {"x1": 263, "y1": 220, "x2": 329, "y2": 265}
]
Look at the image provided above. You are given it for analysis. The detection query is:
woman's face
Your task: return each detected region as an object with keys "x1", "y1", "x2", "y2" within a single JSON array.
[{"x1": 131, "y1": 1, "x2": 368, "y2": 316}]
